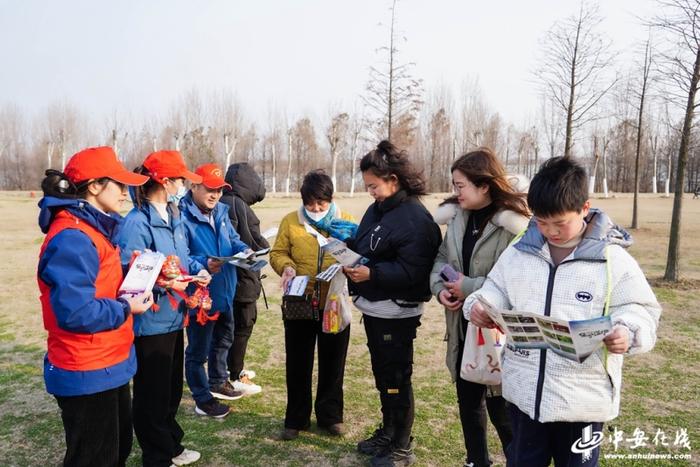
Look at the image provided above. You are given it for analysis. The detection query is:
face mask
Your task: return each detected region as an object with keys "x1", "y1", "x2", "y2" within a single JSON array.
[
  {"x1": 305, "y1": 208, "x2": 329, "y2": 222},
  {"x1": 168, "y1": 185, "x2": 187, "y2": 204}
]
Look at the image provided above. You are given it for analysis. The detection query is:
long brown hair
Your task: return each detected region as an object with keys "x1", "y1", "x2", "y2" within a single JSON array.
[{"x1": 451, "y1": 147, "x2": 530, "y2": 220}]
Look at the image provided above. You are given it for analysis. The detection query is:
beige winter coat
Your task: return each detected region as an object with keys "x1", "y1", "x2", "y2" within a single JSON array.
[{"x1": 430, "y1": 203, "x2": 529, "y2": 382}]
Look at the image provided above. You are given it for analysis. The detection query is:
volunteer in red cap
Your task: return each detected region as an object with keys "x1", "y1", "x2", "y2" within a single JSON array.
[
  {"x1": 180, "y1": 163, "x2": 251, "y2": 418},
  {"x1": 118, "y1": 150, "x2": 210, "y2": 467},
  {"x1": 37, "y1": 146, "x2": 154, "y2": 467}
]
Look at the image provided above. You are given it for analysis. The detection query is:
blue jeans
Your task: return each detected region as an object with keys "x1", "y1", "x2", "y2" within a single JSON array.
[{"x1": 185, "y1": 310, "x2": 234, "y2": 405}]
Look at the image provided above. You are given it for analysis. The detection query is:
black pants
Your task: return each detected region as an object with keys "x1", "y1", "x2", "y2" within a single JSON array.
[
  {"x1": 507, "y1": 405, "x2": 603, "y2": 467},
  {"x1": 456, "y1": 331, "x2": 512, "y2": 466},
  {"x1": 54, "y1": 383, "x2": 132, "y2": 467},
  {"x1": 283, "y1": 318, "x2": 350, "y2": 429},
  {"x1": 363, "y1": 314, "x2": 421, "y2": 449},
  {"x1": 133, "y1": 331, "x2": 185, "y2": 467},
  {"x1": 227, "y1": 300, "x2": 257, "y2": 379}
]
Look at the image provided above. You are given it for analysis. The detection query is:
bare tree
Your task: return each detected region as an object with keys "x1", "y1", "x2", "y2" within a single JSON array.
[
  {"x1": 540, "y1": 94, "x2": 564, "y2": 158},
  {"x1": 285, "y1": 129, "x2": 293, "y2": 196},
  {"x1": 632, "y1": 36, "x2": 656, "y2": 229},
  {"x1": 347, "y1": 112, "x2": 365, "y2": 196},
  {"x1": 326, "y1": 112, "x2": 349, "y2": 190},
  {"x1": 362, "y1": 0, "x2": 423, "y2": 141},
  {"x1": 651, "y1": 0, "x2": 700, "y2": 281},
  {"x1": 535, "y1": 1, "x2": 618, "y2": 158}
]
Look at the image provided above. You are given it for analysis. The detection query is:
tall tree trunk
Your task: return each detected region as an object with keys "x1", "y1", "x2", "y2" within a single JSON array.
[
  {"x1": 271, "y1": 142, "x2": 277, "y2": 194},
  {"x1": 224, "y1": 134, "x2": 237, "y2": 168},
  {"x1": 664, "y1": 47, "x2": 700, "y2": 281},
  {"x1": 589, "y1": 136, "x2": 599, "y2": 194},
  {"x1": 285, "y1": 133, "x2": 293, "y2": 197},
  {"x1": 651, "y1": 135, "x2": 658, "y2": 194},
  {"x1": 602, "y1": 139, "x2": 609, "y2": 198},
  {"x1": 632, "y1": 40, "x2": 651, "y2": 229}
]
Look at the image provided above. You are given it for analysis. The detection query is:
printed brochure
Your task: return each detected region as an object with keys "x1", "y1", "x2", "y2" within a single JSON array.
[
  {"x1": 118, "y1": 251, "x2": 165, "y2": 297},
  {"x1": 476, "y1": 295, "x2": 612, "y2": 363}
]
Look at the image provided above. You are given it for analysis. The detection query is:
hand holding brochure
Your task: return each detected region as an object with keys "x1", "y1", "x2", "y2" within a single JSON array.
[
  {"x1": 209, "y1": 248, "x2": 270, "y2": 262},
  {"x1": 321, "y1": 239, "x2": 369, "y2": 268},
  {"x1": 209, "y1": 248, "x2": 270, "y2": 273},
  {"x1": 285, "y1": 276, "x2": 309, "y2": 296},
  {"x1": 476, "y1": 295, "x2": 612, "y2": 363},
  {"x1": 119, "y1": 251, "x2": 165, "y2": 297}
]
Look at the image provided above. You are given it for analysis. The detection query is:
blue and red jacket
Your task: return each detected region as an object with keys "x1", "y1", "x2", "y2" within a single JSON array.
[
  {"x1": 118, "y1": 200, "x2": 205, "y2": 336},
  {"x1": 179, "y1": 192, "x2": 249, "y2": 316},
  {"x1": 37, "y1": 197, "x2": 136, "y2": 397}
]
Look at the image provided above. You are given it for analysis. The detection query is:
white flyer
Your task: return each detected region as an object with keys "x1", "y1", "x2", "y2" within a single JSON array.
[
  {"x1": 285, "y1": 275, "x2": 310, "y2": 296},
  {"x1": 118, "y1": 251, "x2": 165, "y2": 297},
  {"x1": 321, "y1": 239, "x2": 368, "y2": 267}
]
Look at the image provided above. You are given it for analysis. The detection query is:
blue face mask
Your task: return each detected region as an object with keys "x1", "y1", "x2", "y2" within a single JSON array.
[{"x1": 168, "y1": 185, "x2": 187, "y2": 204}]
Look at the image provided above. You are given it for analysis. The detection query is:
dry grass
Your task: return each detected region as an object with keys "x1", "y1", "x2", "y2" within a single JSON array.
[{"x1": 0, "y1": 191, "x2": 698, "y2": 466}]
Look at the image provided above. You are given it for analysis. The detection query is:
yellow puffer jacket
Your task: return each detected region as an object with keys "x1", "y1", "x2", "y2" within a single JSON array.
[{"x1": 270, "y1": 206, "x2": 354, "y2": 306}]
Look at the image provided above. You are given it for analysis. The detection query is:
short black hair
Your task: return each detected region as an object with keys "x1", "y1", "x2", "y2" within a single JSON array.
[
  {"x1": 528, "y1": 157, "x2": 588, "y2": 216},
  {"x1": 300, "y1": 170, "x2": 333, "y2": 205}
]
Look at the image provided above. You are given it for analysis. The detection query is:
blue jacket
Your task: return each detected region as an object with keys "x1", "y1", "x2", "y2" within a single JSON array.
[
  {"x1": 37, "y1": 196, "x2": 136, "y2": 396},
  {"x1": 179, "y1": 192, "x2": 249, "y2": 316},
  {"x1": 118, "y1": 201, "x2": 205, "y2": 336}
]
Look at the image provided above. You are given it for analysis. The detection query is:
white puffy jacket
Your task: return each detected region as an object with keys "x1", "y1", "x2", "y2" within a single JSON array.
[{"x1": 463, "y1": 209, "x2": 661, "y2": 423}]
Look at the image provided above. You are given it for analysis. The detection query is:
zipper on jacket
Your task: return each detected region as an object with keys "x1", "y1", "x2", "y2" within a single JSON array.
[{"x1": 533, "y1": 262, "x2": 557, "y2": 422}]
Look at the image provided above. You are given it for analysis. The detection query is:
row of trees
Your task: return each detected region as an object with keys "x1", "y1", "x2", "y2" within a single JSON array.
[
  {"x1": 1, "y1": 0, "x2": 699, "y2": 281},
  {"x1": 2, "y1": 78, "x2": 697, "y2": 194}
]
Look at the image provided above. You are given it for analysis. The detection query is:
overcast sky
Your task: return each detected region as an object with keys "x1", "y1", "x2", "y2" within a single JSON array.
[{"x1": 0, "y1": 0, "x2": 658, "y2": 128}]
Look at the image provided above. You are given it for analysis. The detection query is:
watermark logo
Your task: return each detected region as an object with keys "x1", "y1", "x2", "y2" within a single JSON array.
[
  {"x1": 571, "y1": 424, "x2": 604, "y2": 462},
  {"x1": 602, "y1": 426, "x2": 692, "y2": 462}
]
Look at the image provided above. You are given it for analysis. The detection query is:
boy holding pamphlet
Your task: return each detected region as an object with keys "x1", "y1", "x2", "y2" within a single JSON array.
[{"x1": 464, "y1": 157, "x2": 662, "y2": 467}]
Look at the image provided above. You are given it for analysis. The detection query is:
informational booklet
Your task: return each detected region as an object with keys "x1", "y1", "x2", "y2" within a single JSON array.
[
  {"x1": 476, "y1": 295, "x2": 612, "y2": 363},
  {"x1": 321, "y1": 239, "x2": 368, "y2": 268},
  {"x1": 315, "y1": 263, "x2": 343, "y2": 282},
  {"x1": 207, "y1": 248, "x2": 269, "y2": 272},
  {"x1": 285, "y1": 275, "x2": 309, "y2": 296},
  {"x1": 209, "y1": 248, "x2": 270, "y2": 262},
  {"x1": 261, "y1": 226, "x2": 278, "y2": 240},
  {"x1": 118, "y1": 251, "x2": 165, "y2": 297},
  {"x1": 228, "y1": 257, "x2": 268, "y2": 272}
]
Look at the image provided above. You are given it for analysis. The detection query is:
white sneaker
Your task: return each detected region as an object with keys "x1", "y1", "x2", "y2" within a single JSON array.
[
  {"x1": 239, "y1": 369, "x2": 256, "y2": 380},
  {"x1": 172, "y1": 448, "x2": 201, "y2": 466},
  {"x1": 233, "y1": 376, "x2": 262, "y2": 396}
]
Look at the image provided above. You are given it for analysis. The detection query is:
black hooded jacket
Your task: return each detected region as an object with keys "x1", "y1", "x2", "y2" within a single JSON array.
[
  {"x1": 220, "y1": 163, "x2": 270, "y2": 303},
  {"x1": 347, "y1": 190, "x2": 442, "y2": 303}
]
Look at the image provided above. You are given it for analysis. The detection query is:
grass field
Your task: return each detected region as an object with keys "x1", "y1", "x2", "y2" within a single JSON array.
[{"x1": 0, "y1": 191, "x2": 698, "y2": 466}]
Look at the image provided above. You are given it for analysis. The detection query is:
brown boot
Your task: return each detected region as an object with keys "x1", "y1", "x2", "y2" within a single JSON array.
[
  {"x1": 322, "y1": 423, "x2": 346, "y2": 437},
  {"x1": 280, "y1": 427, "x2": 299, "y2": 441}
]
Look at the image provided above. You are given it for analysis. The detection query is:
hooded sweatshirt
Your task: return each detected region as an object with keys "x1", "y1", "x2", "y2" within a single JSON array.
[{"x1": 220, "y1": 163, "x2": 270, "y2": 303}]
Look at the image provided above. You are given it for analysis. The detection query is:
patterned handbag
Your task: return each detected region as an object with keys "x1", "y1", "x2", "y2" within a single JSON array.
[
  {"x1": 281, "y1": 294, "x2": 317, "y2": 320},
  {"x1": 281, "y1": 245, "x2": 322, "y2": 321}
]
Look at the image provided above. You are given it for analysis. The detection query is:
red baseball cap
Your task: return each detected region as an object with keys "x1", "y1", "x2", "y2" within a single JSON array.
[
  {"x1": 64, "y1": 147, "x2": 149, "y2": 186},
  {"x1": 195, "y1": 163, "x2": 231, "y2": 190},
  {"x1": 143, "y1": 150, "x2": 202, "y2": 184}
]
